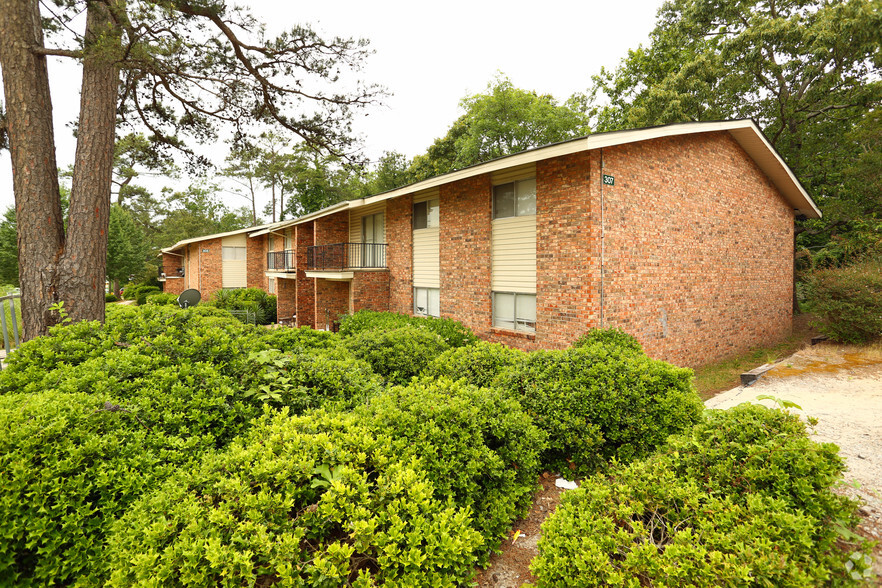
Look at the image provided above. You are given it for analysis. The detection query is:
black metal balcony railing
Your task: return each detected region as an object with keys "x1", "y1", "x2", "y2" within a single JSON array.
[
  {"x1": 267, "y1": 250, "x2": 296, "y2": 272},
  {"x1": 307, "y1": 243, "x2": 387, "y2": 271}
]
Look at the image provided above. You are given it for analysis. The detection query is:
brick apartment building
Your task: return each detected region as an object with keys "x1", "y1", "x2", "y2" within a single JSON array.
[{"x1": 160, "y1": 120, "x2": 821, "y2": 367}]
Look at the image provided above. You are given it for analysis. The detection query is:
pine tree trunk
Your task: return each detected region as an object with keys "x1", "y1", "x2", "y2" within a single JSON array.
[
  {"x1": 58, "y1": 0, "x2": 120, "y2": 324},
  {"x1": 0, "y1": 0, "x2": 66, "y2": 340}
]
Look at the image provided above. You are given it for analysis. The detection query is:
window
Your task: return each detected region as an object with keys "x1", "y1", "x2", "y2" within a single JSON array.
[
  {"x1": 493, "y1": 178, "x2": 536, "y2": 219},
  {"x1": 413, "y1": 198, "x2": 439, "y2": 230},
  {"x1": 493, "y1": 292, "x2": 536, "y2": 332},
  {"x1": 267, "y1": 278, "x2": 275, "y2": 294},
  {"x1": 222, "y1": 246, "x2": 246, "y2": 261},
  {"x1": 414, "y1": 287, "x2": 440, "y2": 317}
]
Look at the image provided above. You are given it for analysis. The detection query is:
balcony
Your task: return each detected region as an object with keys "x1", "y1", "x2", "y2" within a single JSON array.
[
  {"x1": 267, "y1": 250, "x2": 296, "y2": 272},
  {"x1": 307, "y1": 243, "x2": 387, "y2": 271}
]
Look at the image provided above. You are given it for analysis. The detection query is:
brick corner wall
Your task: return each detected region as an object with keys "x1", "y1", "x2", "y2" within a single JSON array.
[
  {"x1": 197, "y1": 237, "x2": 223, "y2": 299},
  {"x1": 352, "y1": 271, "x2": 390, "y2": 313},
  {"x1": 386, "y1": 195, "x2": 413, "y2": 314},
  {"x1": 247, "y1": 234, "x2": 267, "y2": 290},
  {"x1": 315, "y1": 279, "x2": 349, "y2": 330}
]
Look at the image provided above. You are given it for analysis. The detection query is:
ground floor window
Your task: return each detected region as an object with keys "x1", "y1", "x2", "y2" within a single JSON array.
[
  {"x1": 493, "y1": 292, "x2": 536, "y2": 332},
  {"x1": 414, "y1": 287, "x2": 440, "y2": 317},
  {"x1": 267, "y1": 278, "x2": 275, "y2": 294}
]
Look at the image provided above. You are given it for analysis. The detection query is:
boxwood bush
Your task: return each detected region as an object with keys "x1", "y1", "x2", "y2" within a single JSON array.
[
  {"x1": 135, "y1": 285, "x2": 161, "y2": 305},
  {"x1": 338, "y1": 309, "x2": 478, "y2": 348},
  {"x1": 145, "y1": 291, "x2": 179, "y2": 306},
  {"x1": 105, "y1": 409, "x2": 484, "y2": 587},
  {"x1": 498, "y1": 342, "x2": 703, "y2": 474},
  {"x1": 424, "y1": 341, "x2": 527, "y2": 388},
  {"x1": 532, "y1": 405, "x2": 873, "y2": 586},
  {"x1": 240, "y1": 348, "x2": 383, "y2": 412},
  {"x1": 0, "y1": 390, "x2": 228, "y2": 585},
  {"x1": 357, "y1": 377, "x2": 546, "y2": 551},
  {"x1": 345, "y1": 325, "x2": 450, "y2": 385},
  {"x1": 572, "y1": 327, "x2": 643, "y2": 354},
  {"x1": 260, "y1": 325, "x2": 344, "y2": 355}
]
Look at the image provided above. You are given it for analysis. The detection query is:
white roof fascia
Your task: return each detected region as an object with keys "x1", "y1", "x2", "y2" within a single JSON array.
[
  {"x1": 160, "y1": 223, "x2": 274, "y2": 254},
  {"x1": 351, "y1": 119, "x2": 820, "y2": 219}
]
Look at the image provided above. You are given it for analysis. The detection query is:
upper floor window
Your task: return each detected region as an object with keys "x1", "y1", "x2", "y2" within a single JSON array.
[
  {"x1": 493, "y1": 178, "x2": 536, "y2": 219},
  {"x1": 413, "y1": 198, "x2": 440, "y2": 229},
  {"x1": 222, "y1": 246, "x2": 246, "y2": 261}
]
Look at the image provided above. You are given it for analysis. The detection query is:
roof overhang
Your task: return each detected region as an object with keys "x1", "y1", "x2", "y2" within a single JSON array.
[{"x1": 288, "y1": 119, "x2": 820, "y2": 223}]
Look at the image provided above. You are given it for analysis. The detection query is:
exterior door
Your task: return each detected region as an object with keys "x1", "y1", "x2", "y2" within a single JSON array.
[{"x1": 361, "y1": 212, "x2": 384, "y2": 267}]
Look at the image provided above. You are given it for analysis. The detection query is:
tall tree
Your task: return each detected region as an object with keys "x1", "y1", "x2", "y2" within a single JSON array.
[
  {"x1": 106, "y1": 203, "x2": 147, "y2": 293},
  {"x1": 152, "y1": 183, "x2": 252, "y2": 249},
  {"x1": 0, "y1": 0, "x2": 379, "y2": 339},
  {"x1": 410, "y1": 75, "x2": 590, "y2": 180}
]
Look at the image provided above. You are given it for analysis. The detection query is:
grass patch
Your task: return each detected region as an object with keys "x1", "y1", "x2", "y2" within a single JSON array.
[{"x1": 693, "y1": 314, "x2": 814, "y2": 400}]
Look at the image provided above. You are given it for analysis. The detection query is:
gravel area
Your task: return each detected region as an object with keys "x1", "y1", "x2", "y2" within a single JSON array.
[{"x1": 706, "y1": 343, "x2": 882, "y2": 582}]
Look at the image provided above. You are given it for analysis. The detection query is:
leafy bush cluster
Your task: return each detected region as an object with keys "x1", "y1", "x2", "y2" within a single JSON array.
[
  {"x1": 498, "y1": 342, "x2": 703, "y2": 474},
  {"x1": 0, "y1": 311, "x2": 865, "y2": 586},
  {"x1": 105, "y1": 292, "x2": 118, "y2": 303},
  {"x1": 338, "y1": 309, "x2": 478, "y2": 347},
  {"x1": 807, "y1": 258, "x2": 882, "y2": 344},
  {"x1": 146, "y1": 291, "x2": 179, "y2": 306},
  {"x1": 532, "y1": 404, "x2": 873, "y2": 586},
  {"x1": 206, "y1": 287, "x2": 278, "y2": 325}
]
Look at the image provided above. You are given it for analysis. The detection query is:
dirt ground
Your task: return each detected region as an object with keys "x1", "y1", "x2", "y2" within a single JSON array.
[
  {"x1": 706, "y1": 342, "x2": 882, "y2": 582},
  {"x1": 476, "y1": 342, "x2": 882, "y2": 586}
]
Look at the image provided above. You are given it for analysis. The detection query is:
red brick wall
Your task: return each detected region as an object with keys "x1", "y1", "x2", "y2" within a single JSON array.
[
  {"x1": 535, "y1": 151, "x2": 597, "y2": 349},
  {"x1": 596, "y1": 132, "x2": 793, "y2": 366},
  {"x1": 197, "y1": 238, "x2": 223, "y2": 298},
  {"x1": 315, "y1": 279, "x2": 349, "y2": 330},
  {"x1": 294, "y1": 223, "x2": 315, "y2": 328},
  {"x1": 161, "y1": 253, "x2": 185, "y2": 295},
  {"x1": 247, "y1": 234, "x2": 267, "y2": 289},
  {"x1": 314, "y1": 210, "x2": 349, "y2": 246},
  {"x1": 439, "y1": 175, "x2": 493, "y2": 338},
  {"x1": 276, "y1": 277, "x2": 296, "y2": 321},
  {"x1": 386, "y1": 196, "x2": 413, "y2": 314},
  {"x1": 352, "y1": 271, "x2": 390, "y2": 313}
]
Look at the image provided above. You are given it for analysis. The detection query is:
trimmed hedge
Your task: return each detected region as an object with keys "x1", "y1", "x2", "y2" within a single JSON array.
[
  {"x1": 105, "y1": 409, "x2": 484, "y2": 587},
  {"x1": 105, "y1": 292, "x2": 118, "y2": 303},
  {"x1": 345, "y1": 325, "x2": 450, "y2": 385},
  {"x1": 425, "y1": 341, "x2": 527, "y2": 388},
  {"x1": 338, "y1": 309, "x2": 478, "y2": 348},
  {"x1": 146, "y1": 292, "x2": 179, "y2": 306},
  {"x1": 260, "y1": 325, "x2": 344, "y2": 355},
  {"x1": 498, "y1": 343, "x2": 703, "y2": 474},
  {"x1": 807, "y1": 258, "x2": 882, "y2": 343},
  {"x1": 572, "y1": 328, "x2": 643, "y2": 354},
  {"x1": 357, "y1": 377, "x2": 546, "y2": 551},
  {"x1": 135, "y1": 286, "x2": 161, "y2": 305},
  {"x1": 532, "y1": 405, "x2": 873, "y2": 586},
  {"x1": 206, "y1": 287, "x2": 278, "y2": 325},
  {"x1": 0, "y1": 390, "x2": 228, "y2": 584}
]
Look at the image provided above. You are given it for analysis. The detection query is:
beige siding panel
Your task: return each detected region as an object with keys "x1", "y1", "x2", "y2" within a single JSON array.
[
  {"x1": 413, "y1": 227, "x2": 440, "y2": 288},
  {"x1": 491, "y1": 216, "x2": 536, "y2": 294},
  {"x1": 349, "y1": 202, "x2": 386, "y2": 243},
  {"x1": 222, "y1": 235, "x2": 247, "y2": 288},
  {"x1": 413, "y1": 187, "x2": 440, "y2": 204},
  {"x1": 491, "y1": 163, "x2": 536, "y2": 186}
]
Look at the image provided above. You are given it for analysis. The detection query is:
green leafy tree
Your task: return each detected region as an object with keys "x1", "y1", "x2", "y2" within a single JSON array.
[
  {"x1": 152, "y1": 183, "x2": 252, "y2": 249},
  {"x1": 590, "y1": 0, "x2": 882, "y2": 245},
  {"x1": 106, "y1": 204, "x2": 147, "y2": 294},
  {"x1": 0, "y1": 0, "x2": 380, "y2": 339},
  {"x1": 410, "y1": 75, "x2": 590, "y2": 180},
  {"x1": 0, "y1": 206, "x2": 18, "y2": 287},
  {"x1": 357, "y1": 151, "x2": 414, "y2": 196}
]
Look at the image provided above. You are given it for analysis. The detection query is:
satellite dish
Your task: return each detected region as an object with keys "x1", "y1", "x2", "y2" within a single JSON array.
[{"x1": 178, "y1": 289, "x2": 201, "y2": 308}]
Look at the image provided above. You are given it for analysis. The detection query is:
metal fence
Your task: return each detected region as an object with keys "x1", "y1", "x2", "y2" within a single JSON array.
[
  {"x1": 228, "y1": 308, "x2": 257, "y2": 325},
  {"x1": 0, "y1": 293, "x2": 22, "y2": 363},
  {"x1": 267, "y1": 250, "x2": 296, "y2": 272}
]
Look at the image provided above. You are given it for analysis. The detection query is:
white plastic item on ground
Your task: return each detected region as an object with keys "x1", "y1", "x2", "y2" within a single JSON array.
[{"x1": 555, "y1": 478, "x2": 578, "y2": 490}]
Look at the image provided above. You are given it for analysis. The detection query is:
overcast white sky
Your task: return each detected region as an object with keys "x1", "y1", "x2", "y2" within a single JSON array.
[{"x1": 0, "y1": 0, "x2": 666, "y2": 216}]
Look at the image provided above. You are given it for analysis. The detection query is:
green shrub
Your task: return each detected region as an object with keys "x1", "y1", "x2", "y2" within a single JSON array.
[
  {"x1": 807, "y1": 258, "x2": 882, "y2": 343},
  {"x1": 339, "y1": 309, "x2": 478, "y2": 347},
  {"x1": 425, "y1": 341, "x2": 526, "y2": 388},
  {"x1": 532, "y1": 458, "x2": 870, "y2": 587},
  {"x1": 345, "y1": 325, "x2": 450, "y2": 385},
  {"x1": 260, "y1": 325, "x2": 343, "y2": 354},
  {"x1": 498, "y1": 343, "x2": 703, "y2": 474},
  {"x1": 105, "y1": 409, "x2": 484, "y2": 587},
  {"x1": 135, "y1": 286, "x2": 161, "y2": 305},
  {"x1": 241, "y1": 348, "x2": 383, "y2": 412},
  {"x1": 572, "y1": 327, "x2": 643, "y2": 354},
  {"x1": 357, "y1": 377, "x2": 546, "y2": 550},
  {"x1": 105, "y1": 292, "x2": 118, "y2": 303},
  {"x1": 145, "y1": 291, "x2": 179, "y2": 306},
  {"x1": 663, "y1": 404, "x2": 854, "y2": 522},
  {"x1": 0, "y1": 390, "x2": 223, "y2": 585},
  {"x1": 206, "y1": 287, "x2": 277, "y2": 325}
]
